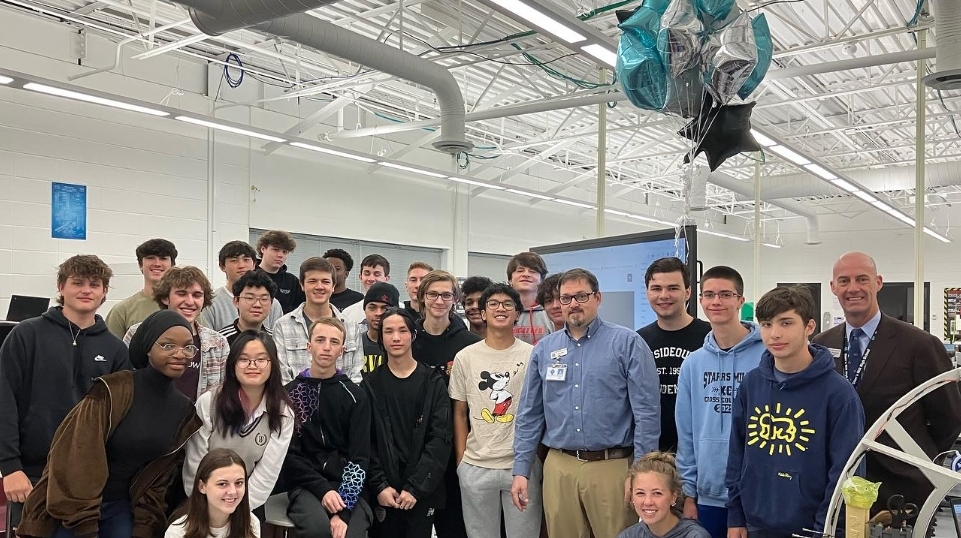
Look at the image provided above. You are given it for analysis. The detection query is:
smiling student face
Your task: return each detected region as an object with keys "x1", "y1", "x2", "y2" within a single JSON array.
[{"x1": 198, "y1": 463, "x2": 246, "y2": 520}]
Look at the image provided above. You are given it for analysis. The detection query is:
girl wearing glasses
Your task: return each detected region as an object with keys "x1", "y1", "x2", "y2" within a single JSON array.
[
  {"x1": 183, "y1": 330, "x2": 294, "y2": 511},
  {"x1": 17, "y1": 310, "x2": 203, "y2": 538}
]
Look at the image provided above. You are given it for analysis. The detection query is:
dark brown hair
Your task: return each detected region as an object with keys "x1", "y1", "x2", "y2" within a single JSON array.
[
  {"x1": 214, "y1": 331, "x2": 291, "y2": 435},
  {"x1": 755, "y1": 285, "x2": 816, "y2": 324},
  {"x1": 219, "y1": 241, "x2": 257, "y2": 267},
  {"x1": 256, "y1": 230, "x2": 296, "y2": 253},
  {"x1": 361, "y1": 254, "x2": 390, "y2": 276},
  {"x1": 56, "y1": 255, "x2": 113, "y2": 306},
  {"x1": 136, "y1": 238, "x2": 178, "y2": 266},
  {"x1": 153, "y1": 266, "x2": 214, "y2": 309},
  {"x1": 323, "y1": 249, "x2": 354, "y2": 272},
  {"x1": 702, "y1": 265, "x2": 744, "y2": 296},
  {"x1": 299, "y1": 257, "x2": 334, "y2": 283},
  {"x1": 558, "y1": 268, "x2": 599, "y2": 293},
  {"x1": 177, "y1": 448, "x2": 254, "y2": 538},
  {"x1": 536, "y1": 273, "x2": 562, "y2": 306},
  {"x1": 645, "y1": 257, "x2": 691, "y2": 288},
  {"x1": 507, "y1": 252, "x2": 548, "y2": 280}
]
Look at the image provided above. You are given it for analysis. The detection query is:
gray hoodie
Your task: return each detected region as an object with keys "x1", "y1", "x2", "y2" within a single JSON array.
[{"x1": 617, "y1": 517, "x2": 712, "y2": 538}]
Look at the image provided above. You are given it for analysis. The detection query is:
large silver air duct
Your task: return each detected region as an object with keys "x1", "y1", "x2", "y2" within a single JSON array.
[{"x1": 169, "y1": 0, "x2": 471, "y2": 154}]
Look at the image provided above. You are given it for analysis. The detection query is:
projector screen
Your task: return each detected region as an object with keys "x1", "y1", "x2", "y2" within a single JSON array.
[{"x1": 532, "y1": 226, "x2": 696, "y2": 331}]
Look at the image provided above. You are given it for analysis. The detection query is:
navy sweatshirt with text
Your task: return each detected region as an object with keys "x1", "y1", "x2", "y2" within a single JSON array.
[{"x1": 725, "y1": 344, "x2": 864, "y2": 535}]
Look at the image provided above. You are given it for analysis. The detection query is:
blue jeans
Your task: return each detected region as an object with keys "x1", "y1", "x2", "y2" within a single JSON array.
[
  {"x1": 51, "y1": 500, "x2": 132, "y2": 538},
  {"x1": 697, "y1": 504, "x2": 728, "y2": 538}
]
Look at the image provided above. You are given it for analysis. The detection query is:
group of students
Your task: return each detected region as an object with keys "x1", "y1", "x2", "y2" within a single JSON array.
[{"x1": 1, "y1": 228, "x2": 960, "y2": 538}]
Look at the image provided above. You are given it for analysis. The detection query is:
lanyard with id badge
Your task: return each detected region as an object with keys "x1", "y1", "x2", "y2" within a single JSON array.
[{"x1": 547, "y1": 347, "x2": 568, "y2": 381}]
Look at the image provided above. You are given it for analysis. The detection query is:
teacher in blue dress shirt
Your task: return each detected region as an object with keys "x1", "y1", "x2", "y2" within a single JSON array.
[{"x1": 511, "y1": 267, "x2": 660, "y2": 538}]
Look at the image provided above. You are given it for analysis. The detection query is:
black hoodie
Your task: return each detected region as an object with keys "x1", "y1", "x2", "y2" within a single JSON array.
[
  {"x1": 282, "y1": 371, "x2": 371, "y2": 523},
  {"x1": 0, "y1": 307, "x2": 131, "y2": 478},
  {"x1": 259, "y1": 263, "x2": 305, "y2": 314},
  {"x1": 412, "y1": 317, "x2": 481, "y2": 381}
]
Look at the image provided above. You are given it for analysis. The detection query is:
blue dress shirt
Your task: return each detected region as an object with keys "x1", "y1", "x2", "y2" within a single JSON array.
[
  {"x1": 845, "y1": 309, "x2": 882, "y2": 354},
  {"x1": 511, "y1": 316, "x2": 660, "y2": 478}
]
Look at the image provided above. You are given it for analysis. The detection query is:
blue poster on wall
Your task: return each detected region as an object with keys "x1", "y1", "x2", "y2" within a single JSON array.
[{"x1": 51, "y1": 182, "x2": 87, "y2": 240}]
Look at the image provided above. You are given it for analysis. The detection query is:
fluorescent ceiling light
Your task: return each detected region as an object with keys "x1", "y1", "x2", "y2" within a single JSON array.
[
  {"x1": 506, "y1": 188, "x2": 552, "y2": 200},
  {"x1": 830, "y1": 179, "x2": 859, "y2": 192},
  {"x1": 488, "y1": 0, "x2": 586, "y2": 43},
  {"x1": 449, "y1": 176, "x2": 506, "y2": 189},
  {"x1": 603, "y1": 208, "x2": 630, "y2": 216},
  {"x1": 175, "y1": 116, "x2": 286, "y2": 142},
  {"x1": 892, "y1": 213, "x2": 915, "y2": 226},
  {"x1": 554, "y1": 198, "x2": 594, "y2": 209},
  {"x1": 852, "y1": 190, "x2": 876, "y2": 203},
  {"x1": 804, "y1": 163, "x2": 837, "y2": 180},
  {"x1": 378, "y1": 161, "x2": 447, "y2": 178},
  {"x1": 581, "y1": 44, "x2": 617, "y2": 67},
  {"x1": 289, "y1": 142, "x2": 376, "y2": 163},
  {"x1": 924, "y1": 228, "x2": 951, "y2": 243},
  {"x1": 699, "y1": 229, "x2": 750, "y2": 242},
  {"x1": 0, "y1": 75, "x2": 13, "y2": 85},
  {"x1": 768, "y1": 145, "x2": 811, "y2": 166},
  {"x1": 751, "y1": 129, "x2": 776, "y2": 147},
  {"x1": 25, "y1": 82, "x2": 170, "y2": 117},
  {"x1": 762, "y1": 243, "x2": 782, "y2": 249}
]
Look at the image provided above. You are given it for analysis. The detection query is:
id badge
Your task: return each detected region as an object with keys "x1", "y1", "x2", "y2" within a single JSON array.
[{"x1": 546, "y1": 364, "x2": 568, "y2": 382}]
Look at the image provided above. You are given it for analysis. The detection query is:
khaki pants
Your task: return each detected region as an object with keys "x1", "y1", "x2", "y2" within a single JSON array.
[{"x1": 542, "y1": 449, "x2": 637, "y2": 538}]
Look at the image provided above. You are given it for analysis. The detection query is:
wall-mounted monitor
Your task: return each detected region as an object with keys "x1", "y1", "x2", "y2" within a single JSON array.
[{"x1": 532, "y1": 226, "x2": 696, "y2": 331}]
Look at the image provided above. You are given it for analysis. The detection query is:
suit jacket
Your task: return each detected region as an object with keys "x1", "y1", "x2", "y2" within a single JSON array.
[{"x1": 812, "y1": 313, "x2": 961, "y2": 513}]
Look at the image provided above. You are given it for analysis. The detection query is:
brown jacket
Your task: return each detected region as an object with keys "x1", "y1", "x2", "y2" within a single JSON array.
[
  {"x1": 812, "y1": 314, "x2": 961, "y2": 513},
  {"x1": 17, "y1": 370, "x2": 202, "y2": 538}
]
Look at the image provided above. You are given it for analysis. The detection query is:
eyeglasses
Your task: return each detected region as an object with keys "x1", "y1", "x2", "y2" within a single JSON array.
[
  {"x1": 700, "y1": 291, "x2": 740, "y2": 301},
  {"x1": 237, "y1": 358, "x2": 270, "y2": 369},
  {"x1": 425, "y1": 291, "x2": 455, "y2": 302},
  {"x1": 485, "y1": 300, "x2": 516, "y2": 311},
  {"x1": 559, "y1": 291, "x2": 596, "y2": 305},
  {"x1": 239, "y1": 295, "x2": 272, "y2": 305},
  {"x1": 156, "y1": 342, "x2": 199, "y2": 356}
]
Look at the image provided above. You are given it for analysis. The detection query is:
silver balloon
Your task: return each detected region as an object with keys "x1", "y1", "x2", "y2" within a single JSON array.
[
  {"x1": 658, "y1": 0, "x2": 704, "y2": 78},
  {"x1": 706, "y1": 11, "x2": 757, "y2": 104}
]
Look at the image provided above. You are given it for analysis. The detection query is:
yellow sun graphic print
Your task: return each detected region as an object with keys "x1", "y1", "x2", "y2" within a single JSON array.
[{"x1": 747, "y1": 402, "x2": 816, "y2": 456}]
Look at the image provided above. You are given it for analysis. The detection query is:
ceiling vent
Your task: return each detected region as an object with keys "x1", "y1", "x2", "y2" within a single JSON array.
[{"x1": 924, "y1": 0, "x2": 961, "y2": 90}]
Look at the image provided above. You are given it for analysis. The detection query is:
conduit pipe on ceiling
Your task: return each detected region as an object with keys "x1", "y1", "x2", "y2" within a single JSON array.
[
  {"x1": 708, "y1": 171, "x2": 822, "y2": 244},
  {"x1": 167, "y1": 0, "x2": 471, "y2": 154},
  {"x1": 325, "y1": 48, "x2": 938, "y2": 139}
]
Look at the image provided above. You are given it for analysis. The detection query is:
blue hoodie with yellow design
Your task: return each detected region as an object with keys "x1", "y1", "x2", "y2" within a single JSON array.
[{"x1": 725, "y1": 343, "x2": 864, "y2": 535}]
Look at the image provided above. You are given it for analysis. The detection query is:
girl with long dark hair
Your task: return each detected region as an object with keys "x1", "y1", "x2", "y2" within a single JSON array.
[
  {"x1": 166, "y1": 448, "x2": 259, "y2": 538},
  {"x1": 183, "y1": 330, "x2": 294, "y2": 510}
]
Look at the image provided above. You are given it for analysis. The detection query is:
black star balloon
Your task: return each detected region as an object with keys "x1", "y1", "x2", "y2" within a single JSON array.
[{"x1": 678, "y1": 95, "x2": 762, "y2": 171}]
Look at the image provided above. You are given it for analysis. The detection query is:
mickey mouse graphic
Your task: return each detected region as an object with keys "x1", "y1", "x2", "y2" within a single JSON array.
[{"x1": 478, "y1": 371, "x2": 513, "y2": 423}]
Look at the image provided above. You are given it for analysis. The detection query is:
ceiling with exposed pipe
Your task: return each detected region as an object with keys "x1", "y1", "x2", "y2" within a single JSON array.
[{"x1": 0, "y1": 0, "x2": 956, "y2": 240}]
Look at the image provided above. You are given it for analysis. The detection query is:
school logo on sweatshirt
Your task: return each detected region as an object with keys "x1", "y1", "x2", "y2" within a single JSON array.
[
  {"x1": 747, "y1": 402, "x2": 816, "y2": 456},
  {"x1": 701, "y1": 370, "x2": 746, "y2": 414}
]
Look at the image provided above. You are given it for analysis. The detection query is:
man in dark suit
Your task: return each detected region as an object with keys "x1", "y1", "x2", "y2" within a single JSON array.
[{"x1": 812, "y1": 251, "x2": 961, "y2": 514}]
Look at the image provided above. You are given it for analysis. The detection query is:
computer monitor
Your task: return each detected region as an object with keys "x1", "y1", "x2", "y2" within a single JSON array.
[{"x1": 6, "y1": 295, "x2": 50, "y2": 322}]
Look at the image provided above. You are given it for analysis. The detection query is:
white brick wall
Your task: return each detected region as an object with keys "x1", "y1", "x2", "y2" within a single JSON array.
[{"x1": 0, "y1": 91, "x2": 249, "y2": 316}]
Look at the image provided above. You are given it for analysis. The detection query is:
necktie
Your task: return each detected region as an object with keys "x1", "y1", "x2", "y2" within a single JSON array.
[{"x1": 846, "y1": 328, "x2": 864, "y2": 383}]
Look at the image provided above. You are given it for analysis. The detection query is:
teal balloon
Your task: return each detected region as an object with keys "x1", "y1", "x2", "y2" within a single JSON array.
[
  {"x1": 737, "y1": 13, "x2": 772, "y2": 99},
  {"x1": 695, "y1": 0, "x2": 736, "y2": 20},
  {"x1": 617, "y1": 30, "x2": 668, "y2": 112},
  {"x1": 618, "y1": 0, "x2": 669, "y2": 29}
]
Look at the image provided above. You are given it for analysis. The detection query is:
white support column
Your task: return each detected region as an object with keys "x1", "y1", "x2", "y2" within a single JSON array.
[
  {"x1": 915, "y1": 30, "x2": 926, "y2": 329},
  {"x1": 596, "y1": 69, "x2": 607, "y2": 238},
  {"x1": 753, "y1": 160, "x2": 761, "y2": 302}
]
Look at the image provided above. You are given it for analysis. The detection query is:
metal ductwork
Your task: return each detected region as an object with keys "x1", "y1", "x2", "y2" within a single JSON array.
[
  {"x1": 168, "y1": 0, "x2": 471, "y2": 154},
  {"x1": 729, "y1": 160, "x2": 961, "y2": 200},
  {"x1": 924, "y1": 0, "x2": 961, "y2": 90},
  {"x1": 708, "y1": 171, "x2": 822, "y2": 245}
]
